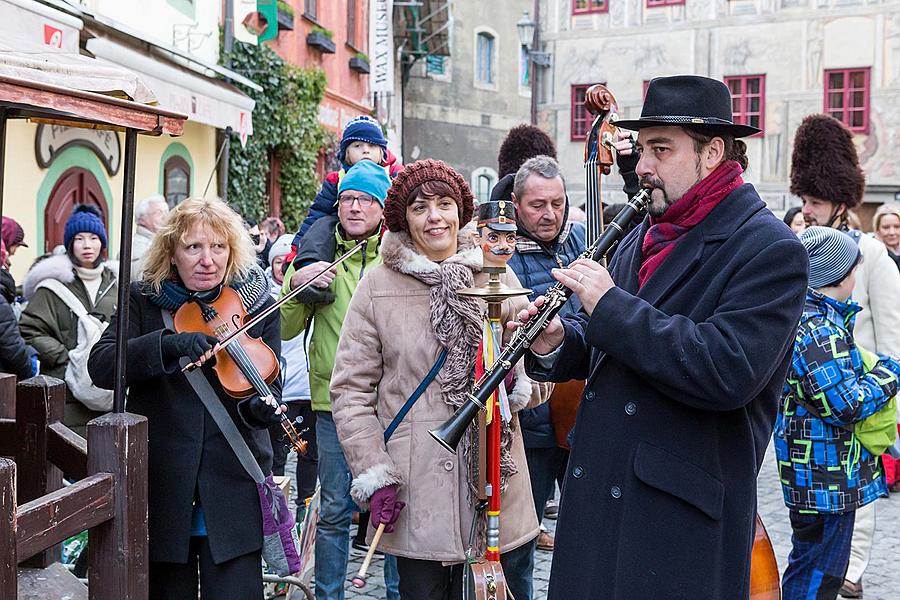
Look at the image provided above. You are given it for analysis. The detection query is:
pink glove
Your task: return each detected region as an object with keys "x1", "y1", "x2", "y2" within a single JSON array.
[{"x1": 369, "y1": 484, "x2": 405, "y2": 533}]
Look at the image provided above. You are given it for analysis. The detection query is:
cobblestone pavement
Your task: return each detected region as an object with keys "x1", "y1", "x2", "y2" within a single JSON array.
[{"x1": 289, "y1": 441, "x2": 900, "y2": 599}]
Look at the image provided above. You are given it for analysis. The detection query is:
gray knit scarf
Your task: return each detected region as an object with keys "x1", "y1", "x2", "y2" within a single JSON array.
[{"x1": 381, "y1": 225, "x2": 519, "y2": 523}]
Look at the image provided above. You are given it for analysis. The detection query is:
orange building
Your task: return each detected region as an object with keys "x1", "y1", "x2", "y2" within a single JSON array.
[{"x1": 271, "y1": 0, "x2": 371, "y2": 149}]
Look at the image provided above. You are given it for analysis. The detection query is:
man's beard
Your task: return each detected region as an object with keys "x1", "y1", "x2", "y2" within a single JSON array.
[
  {"x1": 641, "y1": 169, "x2": 702, "y2": 217},
  {"x1": 641, "y1": 176, "x2": 673, "y2": 217}
]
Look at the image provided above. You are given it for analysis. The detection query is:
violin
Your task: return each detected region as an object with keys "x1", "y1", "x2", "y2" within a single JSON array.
[{"x1": 174, "y1": 286, "x2": 308, "y2": 455}]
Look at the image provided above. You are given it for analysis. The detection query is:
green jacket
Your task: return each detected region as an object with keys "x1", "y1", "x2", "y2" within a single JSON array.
[
  {"x1": 281, "y1": 226, "x2": 382, "y2": 412},
  {"x1": 20, "y1": 254, "x2": 118, "y2": 381}
]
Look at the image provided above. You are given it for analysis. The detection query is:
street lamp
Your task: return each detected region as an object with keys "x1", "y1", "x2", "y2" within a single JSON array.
[
  {"x1": 517, "y1": 9, "x2": 551, "y2": 125},
  {"x1": 517, "y1": 11, "x2": 536, "y2": 51}
]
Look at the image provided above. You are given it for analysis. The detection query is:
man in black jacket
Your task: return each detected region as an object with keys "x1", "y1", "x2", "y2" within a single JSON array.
[{"x1": 517, "y1": 76, "x2": 809, "y2": 599}]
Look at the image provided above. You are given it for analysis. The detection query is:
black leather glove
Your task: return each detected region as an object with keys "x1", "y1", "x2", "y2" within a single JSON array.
[
  {"x1": 161, "y1": 332, "x2": 219, "y2": 363},
  {"x1": 238, "y1": 396, "x2": 283, "y2": 427},
  {"x1": 616, "y1": 148, "x2": 641, "y2": 197}
]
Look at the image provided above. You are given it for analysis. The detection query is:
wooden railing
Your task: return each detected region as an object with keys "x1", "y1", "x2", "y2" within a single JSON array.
[{"x1": 0, "y1": 375, "x2": 148, "y2": 599}]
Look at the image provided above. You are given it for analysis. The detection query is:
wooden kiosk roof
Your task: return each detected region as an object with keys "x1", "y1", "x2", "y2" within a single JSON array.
[
  {"x1": 0, "y1": 72, "x2": 185, "y2": 135},
  {"x1": 0, "y1": 68, "x2": 188, "y2": 415}
]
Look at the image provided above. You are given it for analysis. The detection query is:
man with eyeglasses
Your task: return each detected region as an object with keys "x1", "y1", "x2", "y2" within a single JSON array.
[{"x1": 281, "y1": 159, "x2": 399, "y2": 600}]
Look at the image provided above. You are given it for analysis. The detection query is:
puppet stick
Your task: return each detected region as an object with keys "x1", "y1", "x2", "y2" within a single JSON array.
[{"x1": 350, "y1": 522, "x2": 386, "y2": 588}]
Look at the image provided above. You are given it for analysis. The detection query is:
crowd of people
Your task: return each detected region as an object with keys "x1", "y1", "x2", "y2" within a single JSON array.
[{"x1": 0, "y1": 76, "x2": 898, "y2": 600}]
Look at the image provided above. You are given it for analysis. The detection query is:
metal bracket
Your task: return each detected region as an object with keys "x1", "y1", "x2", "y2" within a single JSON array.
[{"x1": 529, "y1": 51, "x2": 551, "y2": 68}]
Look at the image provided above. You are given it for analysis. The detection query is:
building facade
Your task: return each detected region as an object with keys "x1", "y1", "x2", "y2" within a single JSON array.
[
  {"x1": 402, "y1": 0, "x2": 533, "y2": 202},
  {"x1": 539, "y1": 0, "x2": 900, "y2": 225},
  {"x1": 271, "y1": 0, "x2": 374, "y2": 166},
  {"x1": 1, "y1": 0, "x2": 254, "y2": 281}
]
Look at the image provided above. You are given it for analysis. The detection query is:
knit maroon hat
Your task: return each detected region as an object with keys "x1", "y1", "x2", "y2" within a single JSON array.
[
  {"x1": 1, "y1": 217, "x2": 26, "y2": 249},
  {"x1": 384, "y1": 159, "x2": 475, "y2": 233}
]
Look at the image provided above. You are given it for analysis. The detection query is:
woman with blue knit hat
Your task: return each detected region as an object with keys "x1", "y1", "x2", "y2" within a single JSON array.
[
  {"x1": 20, "y1": 205, "x2": 118, "y2": 436},
  {"x1": 776, "y1": 226, "x2": 900, "y2": 600},
  {"x1": 284, "y1": 115, "x2": 403, "y2": 267}
]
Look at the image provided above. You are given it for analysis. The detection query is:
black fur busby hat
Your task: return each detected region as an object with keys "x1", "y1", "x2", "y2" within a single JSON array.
[
  {"x1": 790, "y1": 114, "x2": 865, "y2": 208},
  {"x1": 497, "y1": 124, "x2": 557, "y2": 178}
]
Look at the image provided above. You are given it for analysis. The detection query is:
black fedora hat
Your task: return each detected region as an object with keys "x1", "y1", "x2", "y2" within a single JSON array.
[{"x1": 615, "y1": 75, "x2": 760, "y2": 138}]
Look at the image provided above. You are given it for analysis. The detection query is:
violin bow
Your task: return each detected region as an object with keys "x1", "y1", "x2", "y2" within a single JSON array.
[
  {"x1": 181, "y1": 239, "x2": 367, "y2": 372},
  {"x1": 582, "y1": 84, "x2": 622, "y2": 248}
]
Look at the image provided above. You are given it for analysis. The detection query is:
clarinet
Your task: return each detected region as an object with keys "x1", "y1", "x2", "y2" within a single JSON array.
[{"x1": 430, "y1": 189, "x2": 651, "y2": 451}]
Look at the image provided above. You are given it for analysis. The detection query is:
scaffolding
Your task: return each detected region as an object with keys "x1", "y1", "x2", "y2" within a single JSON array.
[{"x1": 394, "y1": 0, "x2": 451, "y2": 81}]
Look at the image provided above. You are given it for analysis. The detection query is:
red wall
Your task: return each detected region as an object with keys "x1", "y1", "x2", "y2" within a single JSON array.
[{"x1": 270, "y1": 0, "x2": 373, "y2": 135}]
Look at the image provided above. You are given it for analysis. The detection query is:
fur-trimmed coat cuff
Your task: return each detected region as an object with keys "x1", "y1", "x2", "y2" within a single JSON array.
[{"x1": 350, "y1": 463, "x2": 404, "y2": 509}]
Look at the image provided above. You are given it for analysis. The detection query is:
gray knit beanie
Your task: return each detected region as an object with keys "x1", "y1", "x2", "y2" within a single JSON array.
[{"x1": 800, "y1": 226, "x2": 861, "y2": 289}]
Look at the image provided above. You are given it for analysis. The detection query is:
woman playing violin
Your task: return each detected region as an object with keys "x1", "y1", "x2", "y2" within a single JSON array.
[{"x1": 88, "y1": 197, "x2": 285, "y2": 600}]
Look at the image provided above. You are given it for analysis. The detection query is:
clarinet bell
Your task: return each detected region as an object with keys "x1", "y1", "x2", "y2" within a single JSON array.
[{"x1": 429, "y1": 395, "x2": 484, "y2": 452}]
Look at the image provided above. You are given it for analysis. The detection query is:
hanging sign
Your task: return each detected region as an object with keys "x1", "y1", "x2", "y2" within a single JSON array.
[
  {"x1": 369, "y1": 0, "x2": 394, "y2": 93},
  {"x1": 35, "y1": 124, "x2": 121, "y2": 175}
]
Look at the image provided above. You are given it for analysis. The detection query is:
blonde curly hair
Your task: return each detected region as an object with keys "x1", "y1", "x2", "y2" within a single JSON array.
[{"x1": 142, "y1": 197, "x2": 258, "y2": 293}]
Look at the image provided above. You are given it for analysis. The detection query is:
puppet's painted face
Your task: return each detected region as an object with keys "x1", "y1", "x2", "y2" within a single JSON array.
[{"x1": 479, "y1": 228, "x2": 517, "y2": 268}]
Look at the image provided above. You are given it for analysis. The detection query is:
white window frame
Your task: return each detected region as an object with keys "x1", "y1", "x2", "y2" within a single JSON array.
[
  {"x1": 473, "y1": 27, "x2": 499, "y2": 92},
  {"x1": 471, "y1": 167, "x2": 498, "y2": 205}
]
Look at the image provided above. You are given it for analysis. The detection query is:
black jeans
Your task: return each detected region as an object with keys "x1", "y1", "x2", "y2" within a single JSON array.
[
  {"x1": 149, "y1": 537, "x2": 262, "y2": 600},
  {"x1": 524, "y1": 446, "x2": 569, "y2": 522},
  {"x1": 395, "y1": 541, "x2": 534, "y2": 600}
]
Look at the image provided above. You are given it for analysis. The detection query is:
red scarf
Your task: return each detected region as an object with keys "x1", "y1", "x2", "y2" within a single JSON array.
[{"x1": 638, "y1": 161, "x2": 744, "y2": 288}]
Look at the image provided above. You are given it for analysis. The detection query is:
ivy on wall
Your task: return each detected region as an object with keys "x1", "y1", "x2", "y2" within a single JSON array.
[{"x1": 224, "y1": 40, "x2": 327, "y2": 230}]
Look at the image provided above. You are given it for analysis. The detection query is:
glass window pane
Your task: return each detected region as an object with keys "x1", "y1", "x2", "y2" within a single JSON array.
[
  {"x1": 849, "y1": 71, "x2": 865, "y2": 88},
  {"x1": 828, "y1": 92, "x2": 844, "y2": 110},
  {"x1": 728, "y1": 80, "x2": 741, "y2": 95},
  {"x1": 487, "y1": 38, "x2": 494, "y2": 83},
  {"x1": 749, "y1": 97, "x2": 760, "y2": 112},
  {"x1": 747, "y1": 78, "x2": 760, "y2": 94},
  {"x1": 851, "y1": 91, "x2": 865, "y2": 108},
  {"x1": 166, "y1": 167, "x2": 189, "y2": 207},
  {"x1": 850, "y1": 111, "x2": 864, "y2": 128},
  {"x1": 827, "y1": 72, "x2": 844, "y2": 90},
  {"x1": 732, "y1": 98, "x2": 741, "y2": 113}
]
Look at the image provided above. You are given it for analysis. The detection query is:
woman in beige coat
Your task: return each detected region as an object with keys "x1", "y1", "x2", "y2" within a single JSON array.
[{"x1": 330, "y1": 160, "x2": 543, "y2": 600}]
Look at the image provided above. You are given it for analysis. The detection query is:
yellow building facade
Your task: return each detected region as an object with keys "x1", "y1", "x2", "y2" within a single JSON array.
[{"x1": 4, "y1": 120, "x2": 217, "y2": 282}]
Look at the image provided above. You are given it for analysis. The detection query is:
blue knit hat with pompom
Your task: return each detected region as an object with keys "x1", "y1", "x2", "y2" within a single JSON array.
[
  {"x1": 338, "y1": 115, "x2": 387, "y2": 169},
  {"x1": 64, "y1": 205, "x2": 108, "y2": 250}
]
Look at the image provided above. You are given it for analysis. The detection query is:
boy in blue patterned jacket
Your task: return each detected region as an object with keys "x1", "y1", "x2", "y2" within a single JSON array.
[{"x1": 776, "y1": 226, "x2": 900, "y2": 599}]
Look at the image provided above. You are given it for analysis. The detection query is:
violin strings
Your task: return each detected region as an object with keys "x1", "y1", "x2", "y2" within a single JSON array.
[{"x1": 208, "y1": 312, "x2": 274, "y2": 398}]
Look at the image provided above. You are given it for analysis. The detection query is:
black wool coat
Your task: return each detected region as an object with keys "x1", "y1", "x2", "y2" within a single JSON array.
[
  {"x1": 88, "y1": 282, "x2": 280, "y2": 565},
  {"x1": 526, "y1": 184, "x2": 808, "y2": 599}
]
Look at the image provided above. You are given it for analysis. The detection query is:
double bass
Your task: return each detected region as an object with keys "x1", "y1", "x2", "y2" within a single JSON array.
[{"x1": 547, "y1": 84, "x2": 619, "y2": 449}]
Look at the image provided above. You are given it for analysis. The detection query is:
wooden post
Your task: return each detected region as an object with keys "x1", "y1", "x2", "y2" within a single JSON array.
[
  {"x1": 0, "y1": 458, "x2": 16, "y2": 600},
  {"x1": 0, "y1": 373, "x2": 15, "y2": 419},
  {"x1": 87, "y1": 412, "x2": 148, "y2": 600},
  {"x1": 15, "y1": 376, "x2": 64, "y2": 568}
]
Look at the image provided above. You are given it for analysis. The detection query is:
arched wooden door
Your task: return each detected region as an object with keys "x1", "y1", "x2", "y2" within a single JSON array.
[{"x1": 44, "y1": 168, "x2": 108, "y2": 253}]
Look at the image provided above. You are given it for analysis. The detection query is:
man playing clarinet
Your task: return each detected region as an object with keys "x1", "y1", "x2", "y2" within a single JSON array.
[{"x1": 515, "y1": 75, "x2": 810, "y2": 599}]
